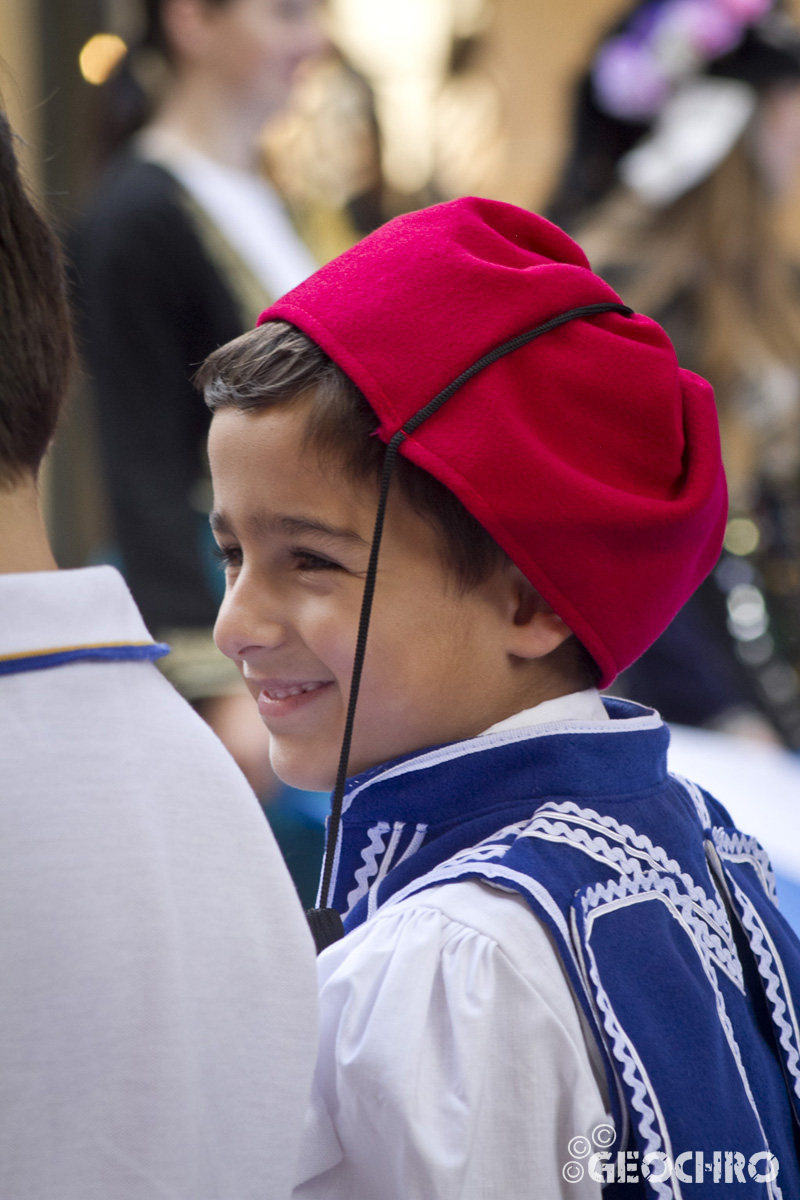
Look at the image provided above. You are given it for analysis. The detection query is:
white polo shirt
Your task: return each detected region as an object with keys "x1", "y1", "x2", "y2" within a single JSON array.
[{"x1": 0, "y1": 565, "x2": 317, "y2": 1199}]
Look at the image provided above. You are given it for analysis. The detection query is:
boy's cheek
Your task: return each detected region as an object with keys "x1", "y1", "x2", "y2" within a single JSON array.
[{"x1": 240, "y1": 668, "x2": 260, "y2": 702}]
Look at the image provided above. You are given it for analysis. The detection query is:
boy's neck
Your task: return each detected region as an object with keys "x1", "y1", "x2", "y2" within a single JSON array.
[{"x1": 0, "y1": 474, "x2": 58, "y2": 575}]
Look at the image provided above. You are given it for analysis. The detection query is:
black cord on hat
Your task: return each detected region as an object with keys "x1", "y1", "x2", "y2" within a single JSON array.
[
  {"x1": 306, "y1": 301, "x2": 633, "y2": 955},
  {"x1": 307, "y1": 430, "x2": 405, "y2": 954}
]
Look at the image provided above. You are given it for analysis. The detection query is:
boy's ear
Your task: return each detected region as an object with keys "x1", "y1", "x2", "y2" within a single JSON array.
[{"x1": 505, "y1": 565, "x2": 572, "y2": 660}]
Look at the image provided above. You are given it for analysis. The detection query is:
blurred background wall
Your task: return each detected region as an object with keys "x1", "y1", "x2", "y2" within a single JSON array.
[
  {"x1": 8, "y1": 0, "x2": 800, "y2": 252},
  {"x1": 4, "y1": 0, "x2": 800, "y2": 561},
  {"x1": 7, "y1": 0, "x2": 800, "y2": 252}
]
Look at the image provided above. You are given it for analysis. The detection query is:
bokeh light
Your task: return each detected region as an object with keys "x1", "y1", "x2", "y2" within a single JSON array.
[
  {"x1": 79, "y1": 33, "x2": 127, "y2": 86},
  {"x1": 724, "y1": 516, "x2": 761, "y2": 557}
]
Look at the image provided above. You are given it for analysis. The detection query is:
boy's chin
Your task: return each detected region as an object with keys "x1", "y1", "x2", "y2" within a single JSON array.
[
  {"x1": 270, "y1": 753, "x2": 336, "y2": 796},
  {"x1": 270, "y1": 735, "x2": 443, "y2": 793}
]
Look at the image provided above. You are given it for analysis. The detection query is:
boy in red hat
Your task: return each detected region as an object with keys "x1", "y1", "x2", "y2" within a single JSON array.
[{"x1": 200, "y1": 197, "x2": 800, "y2": 1198}]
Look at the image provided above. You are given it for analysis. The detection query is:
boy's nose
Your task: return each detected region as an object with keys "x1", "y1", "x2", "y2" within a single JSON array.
[{"x1": 214, "y1": 583, "x2": 286, "y2": 663}]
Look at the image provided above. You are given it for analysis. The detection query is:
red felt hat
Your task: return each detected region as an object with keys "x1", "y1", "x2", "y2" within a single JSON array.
[{"x1": 258, "y1": 196, "x2": 727, "y2": 688}]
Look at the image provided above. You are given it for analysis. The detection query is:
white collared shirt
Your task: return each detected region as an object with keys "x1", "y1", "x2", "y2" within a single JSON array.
[
  {"x1": 481, "y1": 687, "x2": 610, "y2": 734},
  {"x1": 0, "y1": 566, "x2": 317, "y2": 1200}
]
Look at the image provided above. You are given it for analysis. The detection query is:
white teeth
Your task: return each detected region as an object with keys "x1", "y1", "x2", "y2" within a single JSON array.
[{"x1": 267, "y1": 682, "x2": 324, "y2": 700}]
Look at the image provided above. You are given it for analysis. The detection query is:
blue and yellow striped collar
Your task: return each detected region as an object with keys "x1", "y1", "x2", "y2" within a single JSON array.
[
  {"x1": 0, "y1": 640, "x2": 169, "y2": 677},
  {"x1": 0, "y1": 566, "x2": 170, "y2": 676}
]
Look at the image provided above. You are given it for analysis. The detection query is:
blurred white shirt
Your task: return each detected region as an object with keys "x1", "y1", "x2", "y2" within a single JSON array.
[{"x1": 139, "y1": 126, "x2": 317, "y2": 299}]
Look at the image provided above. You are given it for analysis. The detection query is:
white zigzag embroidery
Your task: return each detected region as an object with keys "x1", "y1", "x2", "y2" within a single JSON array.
[
  {"x1": 346, "y1": 820, "x2": 431, "y2": 917},
  {"x1": 345, "y1": 822, "x2": 391, "y2": 915},
  {"x1": 578, "y1": 882, "x2": 675, "y2": 1200},
  {"x1": 586, "y1": 869, "x2": 744, "y2": 998},
  {"x1": 671, "y1": 773, "x2": 711, "y2": 828},
  {"x1": 367, "y1": 822, "x2": 405, "y2": 919},
  {"x1": 713, "y1": 827, "x2": 778, "y2": 904},
  {"x1": 727, "y1": 873, "x2": 800, "y2": 1104},
  {"x1": 581, "y1": 872, "x2": 783, "y2": 1200},
  {"x1": 520, "y1": 801, "x2": 741, "y2": 986},
  {"x1": 397, "y1": 822, "x2": 428, "y2": 866},
  {"x1": 402, "y1": 819, "x2": 530, "y2": 876}
]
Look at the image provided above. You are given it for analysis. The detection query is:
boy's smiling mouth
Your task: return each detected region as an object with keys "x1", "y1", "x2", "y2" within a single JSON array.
[{"x1": 256, "y1": 679, "x2": 334, "y2": 718}]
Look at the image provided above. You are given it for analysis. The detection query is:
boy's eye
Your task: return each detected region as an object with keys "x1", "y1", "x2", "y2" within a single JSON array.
[
  {"x1": 290, "y1": 548, "x2": 341, "y2": 572},
  {"x1": 213, "y1": 543, "x2": 242, "y2": 571}
]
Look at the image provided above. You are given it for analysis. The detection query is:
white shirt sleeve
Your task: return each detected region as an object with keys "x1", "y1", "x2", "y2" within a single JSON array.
[{"x1": 294, "y1": 880, "x2": 610, "y2": 1200}]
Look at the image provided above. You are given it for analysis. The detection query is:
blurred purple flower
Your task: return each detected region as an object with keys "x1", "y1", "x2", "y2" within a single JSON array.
[
  {"x1": 717, "y1": 0, "x2": 772, "y2": 20},
  {"x1": 593, "y1": 0, "x2": 775, "y2": 120},
  {"x1": 594, "y1": 38, "x2": 670, "y2": 119},
  {"x1": 663, "y1": 0, "x2": 742, "y2": 58}
]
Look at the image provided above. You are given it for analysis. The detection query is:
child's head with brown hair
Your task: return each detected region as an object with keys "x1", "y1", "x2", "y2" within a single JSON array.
[
  {"x1": 200, "y1": 320, "x2": 511, "y2": 594},
  {"x1": 200, "y1": 197, "x2": 727, "y2": 790},
  {"x1": 201, "y1": 319, "x2": 594, "y2": 789}
]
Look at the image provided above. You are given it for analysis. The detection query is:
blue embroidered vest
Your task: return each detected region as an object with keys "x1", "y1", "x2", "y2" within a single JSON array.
[{"x1": 327, "y1": 700, "x2": 800, "y2": 1199}]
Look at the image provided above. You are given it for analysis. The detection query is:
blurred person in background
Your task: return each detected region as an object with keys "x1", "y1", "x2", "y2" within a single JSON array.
[
  {"x1": 265, "y1": 46, "x2": 388, "y2": 249},
  {"x1": 74, "y1": 0, "x2": 329, "y2": 902},
  {"x1": 548, "y1": 0, "x2": 800, "y2": 752},
  {"x1": 74, "y1": 0, "x2": 324, "y2": 801},
  {"x1": 0, "y1": 103, "x2": 316, "y2": 1199}
]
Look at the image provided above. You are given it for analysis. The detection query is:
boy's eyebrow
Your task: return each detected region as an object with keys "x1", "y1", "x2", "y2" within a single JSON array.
[
  {"x1": 209, "y1": 509, "x2": 368, "y2": 546},
  {"x1": 273, "y1": 514, "x2": 369, "y2": 546}
]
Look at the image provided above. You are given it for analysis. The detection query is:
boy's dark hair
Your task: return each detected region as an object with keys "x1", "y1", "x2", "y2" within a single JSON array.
[
  {"x1": 0, "y1": 110, "x2": 74, "y2": 486},
  {"x1": 198, "y1": 321, "x2": 602, "y2": 688}
]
